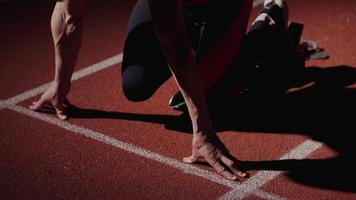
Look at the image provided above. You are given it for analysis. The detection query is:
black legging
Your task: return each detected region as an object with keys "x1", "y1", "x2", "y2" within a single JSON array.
[{"x1": 121, "y1": 0, "x2": 290, "y2": 102}]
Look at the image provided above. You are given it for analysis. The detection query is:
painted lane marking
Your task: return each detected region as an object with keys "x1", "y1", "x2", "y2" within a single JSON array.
[
  {"x1": 6, "y1": 54, "x2": 123, "y2": 105},
  {"x1": 8, "y1": 104, "x2": 283, "y2": 200},
  {"x1": 220, "y1": 140, "x2": 323, "y2": 200}
]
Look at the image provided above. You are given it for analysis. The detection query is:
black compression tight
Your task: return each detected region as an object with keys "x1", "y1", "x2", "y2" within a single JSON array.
[{"x1": 121, "y1": 0, "x2": 290, "y2": 102}]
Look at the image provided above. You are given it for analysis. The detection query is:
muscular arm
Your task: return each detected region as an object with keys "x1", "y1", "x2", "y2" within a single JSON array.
[
  {"x1": 148, "y1": 0, "x2": 211, "y2": 134},
  {"x1": 148, "y1": 0, "x2": 247, "y2": 180}
]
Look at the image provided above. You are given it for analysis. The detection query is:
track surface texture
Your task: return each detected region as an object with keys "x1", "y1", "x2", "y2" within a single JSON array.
[{"x1": 1, "y1": 0, "x2": 356, "y2": 199}]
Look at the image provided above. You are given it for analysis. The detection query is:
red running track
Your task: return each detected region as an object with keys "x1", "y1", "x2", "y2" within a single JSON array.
[{"x1": 1, "y1": 0, "x2": 356, "y2": 199}]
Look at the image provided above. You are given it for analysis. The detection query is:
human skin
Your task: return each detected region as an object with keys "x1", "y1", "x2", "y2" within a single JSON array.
[
  {"x1": 148, "y1": 0, "x2": 288, "y2": 180},
  {"x1": 148, "y1": 0, "x2": 248, "y2": 180},
  {"x1": 29, "y1": 0, "x2": 85, "y2": 120},
  {"x1": 29, "y1": 0, "x2": 288, "y2": 180}
]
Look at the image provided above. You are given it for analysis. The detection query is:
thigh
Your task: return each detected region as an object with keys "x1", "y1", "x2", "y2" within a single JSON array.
[{"x1": 121, "y1": 0, "x2": 171, "y2": 101}]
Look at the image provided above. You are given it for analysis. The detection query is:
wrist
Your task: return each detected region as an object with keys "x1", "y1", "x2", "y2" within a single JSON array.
[
  {"x1": 183, "y1": 95, "x2": 213, "y2": 134},
  {"x1": 192, "y1": 126, "x2": 215, "y2": 142},
  {"x1": 192, "y1": 133, "x2": 209, "y2": 147},
  {"x1": 192, "y1": 129, "x2": 218, "y2": 148},
  {"x1": 191, "y1": 115, "x2": 213, "y2": 135}
]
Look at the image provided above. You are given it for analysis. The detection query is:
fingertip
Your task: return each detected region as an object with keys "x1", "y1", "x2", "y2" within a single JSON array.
[
  {"x1": 183, "y1": 156, "x2": 195, "y2": 164},
  {"x1": 57, "y1": 113, "x2": 68, "y2": 120},
  {"x1": 220, "y1": 170, "x2": 238, "y2": 181},
  {"x1": 237, "y1": 171, "x2": 248, "y2": 178},
  {"x1": 28, "y1": 105, "x2": 35, "y2": 110},
  {"x1": 230, "y1": 175, "x2": 238, "y2": 181},
  {"x1": 55, "y1": 109, "x2": 68, "y2": 120},
  {"x1": 29, "y1": 101, "x2": 39, "y2": 111}
]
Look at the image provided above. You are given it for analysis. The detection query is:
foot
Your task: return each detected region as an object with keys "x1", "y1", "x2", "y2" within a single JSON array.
[
  {"x1": 262, "y1": 0, "x2": 289, "y2": 29},
  {"x1": 29, "y1": 86, "x2": 68, "y2": 120}
]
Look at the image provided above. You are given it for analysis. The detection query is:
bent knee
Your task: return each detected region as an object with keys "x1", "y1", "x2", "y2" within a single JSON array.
[
  {"x1": 122, "y1": 84, "x2": 153, "y2": 102},
  {"x1": 122, "y1": 65, "x2": 154, "y2": 102}
]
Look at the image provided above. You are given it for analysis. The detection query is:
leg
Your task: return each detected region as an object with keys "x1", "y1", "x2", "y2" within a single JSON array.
[
  {"x1": 122, "y1": 0, "x2": 171, "y2": 102},
  {"x1": 228, "y1": 1, "x2": 292, "y2": 95},
  {"x1": 263, "y1": 0, "x2": 289, "y2": 28},
  {"x1": 209, "y1": 0, "x2": 292, "y2": 98},
  {"x1": 249, "y1": 0, "x2": 293, "y2": 92},
  {"x1": 29, "y1": 0, "x2": 85, "y2": 120}
]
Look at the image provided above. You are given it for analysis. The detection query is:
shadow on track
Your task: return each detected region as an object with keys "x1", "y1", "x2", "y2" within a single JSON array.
[{"x1": 64, "y1": 65, "x2": 355, "y2": 192}]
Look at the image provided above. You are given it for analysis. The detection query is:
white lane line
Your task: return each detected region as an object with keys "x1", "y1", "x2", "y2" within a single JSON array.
[
  {"x1": 71, "y1": 54, "x2": 123, "y2": 82},
  {"x1": 4, "y1": 1, "x2": 273, "y2": 198},
  {"x1": 6, "y1": 53, "x2": 123, "y2": 105},
  {"x1": 7, "y1": 104, "x2": 282, "y2": 199},
  {"x1": 253, "y1": 190, "x2": 287, "y2": 200},
  {"x1": 4, "y1": 0, "x2": 263, "y2": 106},
  {"x1": 220, "y1": 1, "x2": 318, "y2": 199},
  {"x1": 0, "y1": 100, "x2": 7, "y2": 110},
  {"x1": 220, "y1": 140, "x2": 323, "y2": 200}
]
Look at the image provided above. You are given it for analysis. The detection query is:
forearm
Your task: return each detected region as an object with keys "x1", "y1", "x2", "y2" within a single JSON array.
[
  {"x1": 168, "y1": 52, "x2": 213, "y2": 134},
  {"x1": 148, "y1": 0, "x2": 248, "y2": 180},
  {"x1": 148, "y1": 0, "x2": 212, "y2": 134}
]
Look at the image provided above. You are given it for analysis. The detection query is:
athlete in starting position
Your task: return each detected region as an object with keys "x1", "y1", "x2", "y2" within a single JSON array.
[{"x1": 122, "y1": 0, "x2": 294, "y2": 180}]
